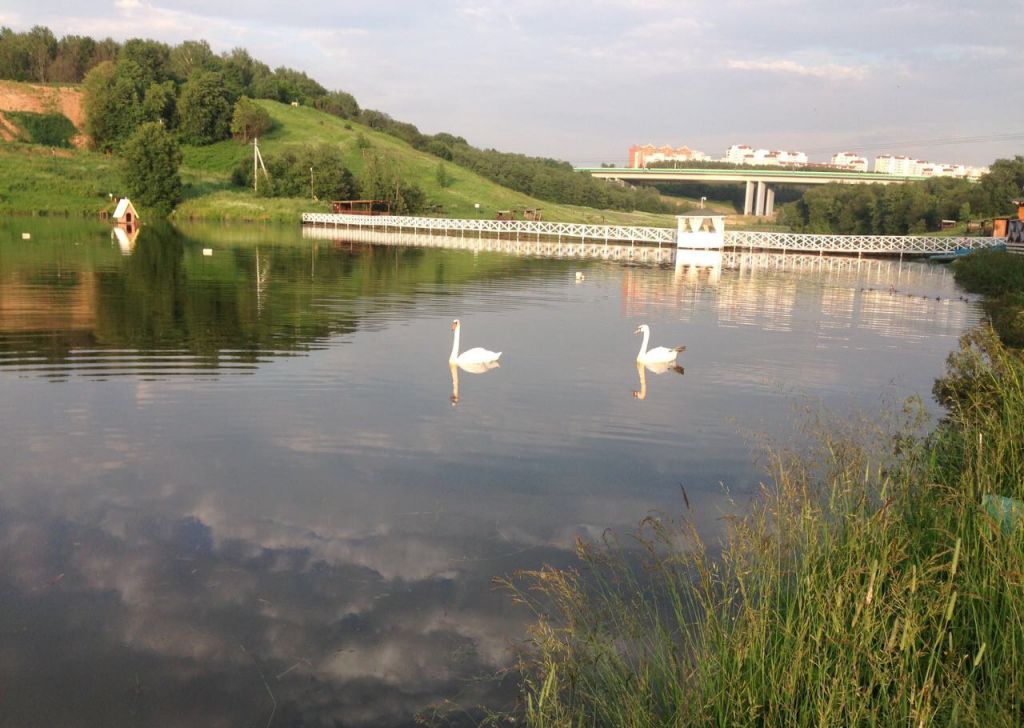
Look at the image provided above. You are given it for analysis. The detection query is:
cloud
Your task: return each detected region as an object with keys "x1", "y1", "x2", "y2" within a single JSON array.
[{"x1": 726, "y1": 58, "x2": 870, "y2": 81}]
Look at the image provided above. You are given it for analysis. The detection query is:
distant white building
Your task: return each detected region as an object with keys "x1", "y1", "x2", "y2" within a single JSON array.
[
  {"x1": 725, "y1": 144, "x2": 755, "y2": 165},
  {"x1": 875, "y1": 155, "x2": 988, "y2": 179},
  {"x1": 725, "y1": 145, "x2": 807, "y2": 166},
  {"x1": 875, "y1": 155, "x2": 917, "y2": 176},
  {"x1": 830, "y1": 152, "x2": 868, "y2": 172}
]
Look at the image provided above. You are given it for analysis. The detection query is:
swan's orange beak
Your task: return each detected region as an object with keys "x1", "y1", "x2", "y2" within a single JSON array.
[{"x1": 451, "y1": 321, "x2": 458, "y2": 331}]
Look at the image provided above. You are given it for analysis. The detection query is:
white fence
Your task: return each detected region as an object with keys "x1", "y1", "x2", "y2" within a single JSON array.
[
  {"x1": 723, "y1": 230, "x2": 999, "y2": 255},
  {"x1": 301, "y1": 213, "x2": 676, "y2": 245},
  {"x1": 301, "y1": 213, "x2": 1004, "y2": 256}
]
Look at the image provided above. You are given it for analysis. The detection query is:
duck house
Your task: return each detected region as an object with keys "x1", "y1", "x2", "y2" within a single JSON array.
[{"x1": 112, "y1": 198, "x2": 139, "y2": 227}]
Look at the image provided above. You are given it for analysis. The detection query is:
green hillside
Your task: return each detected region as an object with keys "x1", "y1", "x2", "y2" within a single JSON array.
[
  {"x1": 174, "y1": 99, "x2": 676, "y2": 226},
  {"x1": 0, "y1": 143, "x2": 124, "y2": 216},
  {"x1": 0, "y1": 92, "x2": 677, "y2": 226}
]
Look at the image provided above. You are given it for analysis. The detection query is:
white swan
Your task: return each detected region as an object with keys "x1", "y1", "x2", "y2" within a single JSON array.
[
  {"x1": 634, "y1": 324, "x2": 685, "y2": 365},
  {"x1": 450, "y1": 319, "x2": 501, "y2": 367}
]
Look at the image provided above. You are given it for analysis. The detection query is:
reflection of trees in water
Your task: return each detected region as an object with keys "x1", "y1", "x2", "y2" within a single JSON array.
[{"x1": 1, "y1": 223, "x2": 560, "y2": 373}]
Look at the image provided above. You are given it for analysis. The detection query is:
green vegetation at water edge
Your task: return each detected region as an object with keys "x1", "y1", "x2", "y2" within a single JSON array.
[
  {"x1": 507, "y1": 324, "x2": 1024, "y2": 726},
  {"x1": 952, "y1": 249, "x2": 1024, "y2": 347}
]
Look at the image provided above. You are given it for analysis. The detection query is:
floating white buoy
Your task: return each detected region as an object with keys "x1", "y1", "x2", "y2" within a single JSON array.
[
  {"x1": 202, "y1": 248, "x2": 213, "y2": 256},
  {"x1": 21, "y1": 233, "x2": 30, "y2": 240}
]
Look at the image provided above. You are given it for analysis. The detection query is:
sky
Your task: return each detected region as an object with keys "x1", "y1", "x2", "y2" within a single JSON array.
[{"x1": 2, "y1": 0, "x2": 1022, "y2": 167}]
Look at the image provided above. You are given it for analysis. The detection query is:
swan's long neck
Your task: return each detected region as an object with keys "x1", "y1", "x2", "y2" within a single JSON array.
[
  {"x1": 634, "y1": 362, "x2": 647, "y2": 400},
  {"x1": 449, "y1": 325, "x2": 461, "y2": 362},
  {"x1": 637, "y1": 328, "x2": 650, "y2": 360}
]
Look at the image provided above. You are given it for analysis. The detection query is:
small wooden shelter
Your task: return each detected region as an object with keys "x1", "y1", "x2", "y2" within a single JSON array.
[
  {"x1": 331, "y1": 200, "x2": 391, "y2": 215},
  {"x1": 112, "y1": 198, "x2": 139, "y2": 227}
]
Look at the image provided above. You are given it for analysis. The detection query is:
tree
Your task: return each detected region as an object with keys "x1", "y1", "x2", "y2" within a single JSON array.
[
  {"x1": 82, "y1": 60, "x2": 143, "y2": 151},
  {"x1": 220, "y1": 47, "x2": 270, "y2": 98},
  {"x1": 313, "y1": 90, "x2": 360, "y2": 120},
  {"x1": 120, "y1": 121, "x2": 182, "y2": 217},
  {"x1": 23, "y1": 25, "x2": 57, "y2": 82},
  {"x1": 435, "y1": 162, "x2": 452, "y2": 188},
  {"x1": 118, "y1": 38, "x2": 172, "y2": 87},
  {"x1": 230, "y1": 96, "x2": 271, "y2": 143},
  {"x1": 142, "y1": 80, "x2": 177, "y2": 127},
  {"x1": 169, "y1": 39, "x2": 217, "y2": 82},
  {"x1": 360, "y1": 152, "x2": 425, "y2": 214},
  {"x1": 48, "y1": 34, "x2": 97, "y2": 82},
  {"x1": 972, "y1": 156, "x2": 1024, "y2": 217},
  {"x1": 177, "y1": 71, "x2": 233, "y2": 145}
]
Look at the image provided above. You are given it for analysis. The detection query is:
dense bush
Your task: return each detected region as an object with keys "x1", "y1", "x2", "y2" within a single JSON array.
[
  {"x1": 951, "y1": 248, "x2": 1024, "y2": 296},
  {"x1": 952, "y1": 249, "x2": 1024, "y2": 347},
  {"x1": 5, "y1": 111, "x2": 76, "y2": 147},
  {"x1": 232, "y1": 143, "x2": 357, "y2": 202}
]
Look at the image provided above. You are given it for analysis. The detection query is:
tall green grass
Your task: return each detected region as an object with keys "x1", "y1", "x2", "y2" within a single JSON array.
[
  {"x1": 507, "y1": 324, "x2": 1024, "y2": 726},
  {"x1": 0, "y1": 143, "x2": 121, "y2": 216}
]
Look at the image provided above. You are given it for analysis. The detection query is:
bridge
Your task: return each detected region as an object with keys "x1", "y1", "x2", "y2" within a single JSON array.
[
  {"x1": 301, "y1": 212, "x2": 1001, "y2": 258},
  {"x1": 576, "y1": 166, "x2": 928, "y2": 217}
]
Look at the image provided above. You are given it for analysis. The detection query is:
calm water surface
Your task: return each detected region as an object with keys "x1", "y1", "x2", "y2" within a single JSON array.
[{"x1": 0, "y1": 219, "x2": 981, "y2": 726}]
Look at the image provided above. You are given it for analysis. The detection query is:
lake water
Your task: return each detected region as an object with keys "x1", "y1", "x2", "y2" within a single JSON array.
[{"x1": 0, "y1": 218, "x2": 981, "y2": 726}]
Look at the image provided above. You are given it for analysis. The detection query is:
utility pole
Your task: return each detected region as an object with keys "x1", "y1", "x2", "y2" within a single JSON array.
[{"x1": 253, "y1": 138, "x2": 269, "y2": 192}]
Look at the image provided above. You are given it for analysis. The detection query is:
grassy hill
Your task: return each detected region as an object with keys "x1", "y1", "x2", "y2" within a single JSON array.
[
  {"x1": 174, "y1": 100, "x2": 677, "y2": 225},
  {"x1": 0, "y1": 143, "x2": 123, "y2": 216},
  {"x1": 0, "y1": 82, "x2": 678, "y2": 226}
]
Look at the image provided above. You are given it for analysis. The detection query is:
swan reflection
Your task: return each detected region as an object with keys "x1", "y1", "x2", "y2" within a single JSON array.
[
  {"x1": 632, "y1": 361, "x2": 684, "y2": 400},
  {"x1": 450, "y1": 360, "x2": 500, "y2": 405}
]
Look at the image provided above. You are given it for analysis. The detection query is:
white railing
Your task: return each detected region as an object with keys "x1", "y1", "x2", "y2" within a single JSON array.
[
  {"x1": 301, "y1": 213, "x2": 1003, "y2": 256},
  {"x1": 723, "y1": 231, "x2": 1001, "y2": 255},
  {"x1": 301, "y1": 213, "x2": 676, "y2": 245}
]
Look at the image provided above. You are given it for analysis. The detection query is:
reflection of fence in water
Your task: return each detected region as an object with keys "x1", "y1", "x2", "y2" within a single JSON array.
[
  {"x1": 301, "y1": 225, "x2": 973, "y2": 341},
  {"x1": 627, "y1": 253, "x2": 971, "y2": 340},
  {"x1": 301, "y1": 225, "x2": 677, "y2": 264}
]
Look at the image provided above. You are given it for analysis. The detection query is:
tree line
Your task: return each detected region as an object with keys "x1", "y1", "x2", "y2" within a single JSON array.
[{"x1": 776, "y1": 157, "x2": 1024, "y2": 234}]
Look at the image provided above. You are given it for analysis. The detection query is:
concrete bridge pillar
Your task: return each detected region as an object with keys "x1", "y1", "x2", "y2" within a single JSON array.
[
  {"x1": 744, "y1": 181, "x2": 754, "y2": 215},
  {"x1": 765, "y1": 186, "x2": 775, "y2": 217},
  {"x1": 755, "y1": 181, "x2": 767, "y2": 217}
]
